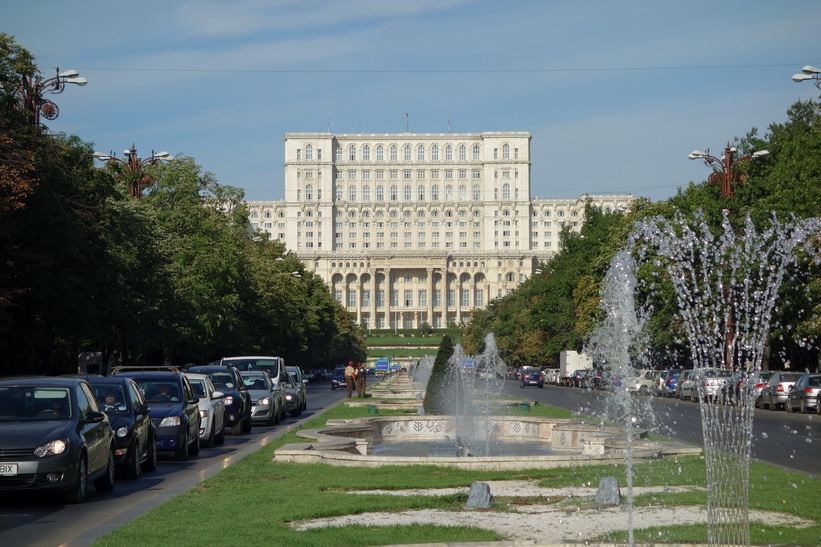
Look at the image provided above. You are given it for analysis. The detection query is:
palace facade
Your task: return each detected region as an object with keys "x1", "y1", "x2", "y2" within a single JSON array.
[{"x1": 247, "y1": 131, "x2": 632, "y2": 330}]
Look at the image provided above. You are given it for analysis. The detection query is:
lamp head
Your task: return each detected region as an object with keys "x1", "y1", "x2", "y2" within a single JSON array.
[
  {"x1": 793, "y1": 73, "x2": 813, "y2": 82},
  {"x1": 65, "y1": 76, "x2": 87, "y2": 86},
  {"x1": 92, "y1": 152, "x2": 110, "y2": 160},
  {"x1": 752, "y1": 150, "x2": 770, "y2": 158},
  {"x1": 802, "y1": 65, "x2": 821, "y2": 75},
  {"x1": 688, "y1": 150, "x2": 705, "y2": 160},
  {"x1": 58, "y1": 69, "x2": 79, "y2": 78}
]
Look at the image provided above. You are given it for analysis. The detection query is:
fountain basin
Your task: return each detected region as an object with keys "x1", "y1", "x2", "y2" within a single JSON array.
[{"x1": 274, "y1": 415, "x2": 701, "y2": 471}]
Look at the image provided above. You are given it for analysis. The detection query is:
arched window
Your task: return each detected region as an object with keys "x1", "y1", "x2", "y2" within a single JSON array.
[
  {"x1": 376, "y1": 185, "x2": 384, "y2": 201},
  {"x1": 431, "y1": 184, "x2": 440, "y2": 200},
  {"x1": 390, "y1": 145, "x2": 398, "y2": 161},
  {"x1": 506, "y1": 272, "x2": 516, "y2": 282},
  {"x1": 502, "y1": 144, "x2": 509, "y2": 159},
  {"x1": 445, "y1": 145, "x2": 453, "y2": 161},
  {"x1": 362, "y1": 145, "x2": 370, "y2": 161},
  {"x1": 376, "y1": 145, "x2": 384, "y2": 161},
  {"x1": 335, "y1": 144, "x2": 342, "y2": 160},
  {"x1": 417, "y1": 145, "x2": 425, "y2": 161},
  {"x1": 263, "y1": 211, "x2": 271, "y2": 219},
  {"x1": 362, "y1": 185, "x2": 370, "y2": 201},
  {"x1": 473, "y1": 185, "x2": 480, "y2": 200},
  {"x1": 458, "y1": 209, "x2": 467, "y2": 218},
  {"x1": 335, "y1": 185, "x2": 343, "y2": 201},
  {"x1": 431, "y1": 144, "x2": 439, "y2": 161},
  {"x1": 403, "y1": 144, "x2": 411, "y2": 161},
  {"x1": 305, "y1": 184, "x2": 313, "y2": 200},
  {"x1": 305, "y1": 144, "x2": 313, "y2": 160},
  {"x1": 390, "y1": 185, "x2": 398, "y2": 200},
  {"x1": 251, "y1": 211, "x2": 259, "y2": 219},
  {"x1": 458, "y1": 144, "x2": 466, "y2": 160},
  {"x1": 418, "y1": 184, "x2": 426, "y2": 200},
  {"x1": 459, "y1": 185, "x2": 466, "y2": 200},
  {"x1": 277, "y1": 211, "x2": 284, "y2": 218},
  {"x1": 417, "y1": 210, "x2": 426, "y2": 217},
  {"x1": 445, "y1": 185, "x2": 453, "y2": 200},
  {"x1": 502, "y1": 183, "x2": 510, "y2": 199},
  {"x1": 404, "y1": 185, "x2": 412, "y2": 200},
  {"x1": 403, "y1": 209, "x2": 412, "y2": 218},
  {"x1": 348, "y1": 145, "x2": 356, "y2": 161},
  {"x1": 349, "y1": 185, "x2": 357, "y2": 201},
  {"x1": 472, "y1": 144, "x2": 480, "y2": 160},
  {"x1": 297, "y1": 189, "x2": 301, "y2": 200}
]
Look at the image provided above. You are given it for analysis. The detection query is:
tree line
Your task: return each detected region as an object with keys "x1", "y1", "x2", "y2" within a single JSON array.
[{"x1": 0, "y1": 35, "x2": 366, "y2": 375}]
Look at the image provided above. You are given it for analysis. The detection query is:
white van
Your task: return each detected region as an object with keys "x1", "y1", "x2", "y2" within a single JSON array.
[{"x1": 219, "y1": 356, "x2": 286, "y2": 409}]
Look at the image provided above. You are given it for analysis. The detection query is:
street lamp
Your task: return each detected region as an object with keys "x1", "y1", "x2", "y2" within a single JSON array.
[
  {"x1": 14, "y1": 68, "x2": 88, "y2": 128},
  {"x1": 688, "y1": 144, "x2": 769, "y2": 200},
  {"x1": 93, "y1": 145, "x2": 174, "y2": 198},
  {"x1": 791, "y1": 65, "x2": 821, "y2": 89}
]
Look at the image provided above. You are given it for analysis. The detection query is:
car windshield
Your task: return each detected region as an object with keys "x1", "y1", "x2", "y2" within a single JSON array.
[
  {"x1": 188, "y1": 379, "x2": 207, "y2": 398},
  {"x1": 135, "y1": 380, "x2": 181, "y2": 403},
  {"x1": 224, "y1": 359, "x2": 280, "y2": 378},
  {"x1": 241, "y1": 374, "x2": 268, "y2": 390},
  {"x1": 0, "y1": 386, "x2": 72, "y2": 421},
  {"x1": 91, "y1": 384, "x2": 128, "y2": 413},
  {"x1": 207, "y1": 372, "x2": 236, "y2": 391}
]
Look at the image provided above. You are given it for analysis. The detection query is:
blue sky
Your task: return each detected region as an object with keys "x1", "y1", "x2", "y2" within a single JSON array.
[{"x1": 4, "y1": 0, "x2": 819, "y2": 203}]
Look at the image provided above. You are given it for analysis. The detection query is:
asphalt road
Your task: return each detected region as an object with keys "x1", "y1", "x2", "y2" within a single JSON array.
[
  {"x1": 504, "y1": 381, "x2": 821, "y2": 477},
  {"x1": 0, "y1": 381, "x2": 347, "y2": 547}
]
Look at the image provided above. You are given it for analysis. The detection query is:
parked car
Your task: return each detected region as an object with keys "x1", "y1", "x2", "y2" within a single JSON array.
[
  {"x1": 661, "y1": 368, "x2": 684, "y2": 397},
  {"x1": 75, "y1": 375, "x2": 157, "y2": 478},
  {"x1": 568, "y1": 369, "x2": 588, "y2": 388},
  {"x1": 284, "y1": 366, "x2": 307, "y2": 416},
  {"x1": 786, "y1": 373, "x2": 821, "y2": 414},
  {"x1": 112, "y1": 367, "x2": 201, "y2": 460},
  {"x1": 520, "y1": 368, "x2": 544, "y2": 388},
  {"x1": 184, "y1": 373, "x2": 226, "y2": 447},
  {"x1": 676, "y1": 370, "x2": 697, "y2": 401},
  {"x1": 330, "y1": 366, "x2": 346, "y2": 390},
  {"x1": 0, "y1": 376, "x2": 116, "y2": 503},
  {"x1": 759, "y1": 371, "x2": 805, "y2": 410},
  {"x1": 239, "y1": 371, "x2": 281, "y2": 426},
  {"x1": 692, "y1": 367, "x2": 733, "y2": 403},
  {"x1": 185, "y1": 364, "x2": 252, "y2": 433}
]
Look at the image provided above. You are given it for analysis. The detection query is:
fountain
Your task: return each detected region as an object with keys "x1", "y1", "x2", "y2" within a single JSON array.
[{"x1": 589, "y1": 209, "x2": 821, "y2": 546}]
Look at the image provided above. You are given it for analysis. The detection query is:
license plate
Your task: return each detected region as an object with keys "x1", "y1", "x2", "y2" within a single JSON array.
[{"x1": 0, "y1": 464, "x2": 18, "y2": 476}]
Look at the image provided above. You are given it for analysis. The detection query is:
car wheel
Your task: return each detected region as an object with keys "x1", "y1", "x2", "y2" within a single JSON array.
[
  {"x1": 241, "y1": 408, "x2": 253, "y2": 433},
  {"x1": 174, "y1": 432, "x2": 189, "y2": 461},
  {"x1": 202, "y1": 420, "x2": 215, "y2": 448},
  {"x1": 786, "y1": 399, "x2": 794, "y2": 413},
  {"x1": 189, "y1": 429, "x2": 200, "y2": 455},
  {"x1": 267, "y1": 407, "x2": 277, "y2": 426},
  {"x1": 124, "y1": 440, "x2": 142, "y2": 479},
  {"x1": 94, "y1": 448, "x2": 116, "y2": 492},
  {"x1": 141, "y1": 435, "x2": 158, "y2": 471},
  {"x1": 800, "y1": 399, "x2": 808, "y2": 414},
  {"x1": 65, "y1": 454, "x2": 88, "y2": 504},
  {"x1": 214, "y1": 419, "x2": 226, "y2": 445}
]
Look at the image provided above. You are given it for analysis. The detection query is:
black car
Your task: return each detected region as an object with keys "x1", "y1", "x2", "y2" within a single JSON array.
[
  {"x1": 72, "y1": 375, "x2": 157, "y2": 478},
  {"x1": 330, "y1": 366, "x2": 346, "y2": 390},
  {"x1": 185, "y1": 365, "x2": 252, "y2": 433},
  {"x1": 0, "y1": 376, "x2": 116, "y2": 503},
  {"x1": 112, "y1": 367, "x2": 200, "y2": 461}
]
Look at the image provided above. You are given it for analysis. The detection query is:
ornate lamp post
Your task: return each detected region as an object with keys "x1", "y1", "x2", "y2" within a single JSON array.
[
  {"x1": 93, "y1": 145, "x2": 174, "y2": 198},
  {"x1": 792, "y1": 64, "x2": 821, "y2": 89},
  {"x1": 688, "y1": 144, "x2": 769, "y2": 200},
  {"x1": 14, "y1": 68, "x2": 87, "y2": 128}
]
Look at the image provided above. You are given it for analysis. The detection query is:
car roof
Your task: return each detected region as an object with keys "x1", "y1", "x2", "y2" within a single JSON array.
[{"x1": 0, "y1": 376, "x2": 86, "y2": 387}]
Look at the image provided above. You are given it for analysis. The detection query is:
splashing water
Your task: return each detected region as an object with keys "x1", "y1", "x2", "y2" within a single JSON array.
[{"x1": 614, "y1": 210, "x2": 821, "y2": 546}]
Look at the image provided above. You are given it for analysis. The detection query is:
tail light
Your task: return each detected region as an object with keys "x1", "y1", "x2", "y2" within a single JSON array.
[
  {"x1": 754, "y1": 383, "x2": 767, "y2": 389},
  {"x1": 776, "y1": 384, "x2": 786, "y2": 393},
  {"x1": 804, "y1": 387, "x2": 814, "y2": 394}
]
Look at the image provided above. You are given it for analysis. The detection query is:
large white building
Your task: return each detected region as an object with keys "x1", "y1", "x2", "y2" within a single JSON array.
[{"x1": 247, "y1": 132, "x2": 632, "y2": 330}]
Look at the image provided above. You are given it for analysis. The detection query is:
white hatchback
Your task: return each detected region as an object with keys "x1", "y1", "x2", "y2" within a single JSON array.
[{"x1": 184, "y1": 373, "x2": 226, "y2": 447}]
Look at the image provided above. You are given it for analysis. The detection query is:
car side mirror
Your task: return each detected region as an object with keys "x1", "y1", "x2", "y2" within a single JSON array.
[
  {"x1": 212, "y1": 391, "x2": 224, "y2": 399},
  {"x1": 85, "y1": 411, "x2": 106, "y2": 423},
  {"x1": 135, "y1": 403, "x2": 150, "y2": 415},
  {"x1": 187, "y1": 397, "x2": 200, "y2": 405}
]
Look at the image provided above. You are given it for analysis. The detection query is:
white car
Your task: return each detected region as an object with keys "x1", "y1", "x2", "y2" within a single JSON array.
[{"x1": 184, "y1": 373, "x2": 226, "y2": 447}]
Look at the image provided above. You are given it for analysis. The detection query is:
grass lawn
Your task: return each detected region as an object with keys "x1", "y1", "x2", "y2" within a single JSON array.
[{"x1": 95, "y1": 395, "x2": 821, "y2": 546}]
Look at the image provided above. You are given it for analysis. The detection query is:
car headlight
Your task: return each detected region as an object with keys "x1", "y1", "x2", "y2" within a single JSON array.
[
  {"x1": 259, "y1": 397, "x2": 271, "y2": 406},
  {"x1": 34, "y1": 439, "x2": 68, "y2": 457},
  {"x1": 224, "y1": 395, "x2": 234, "y2": 406},
  {"x1": 159, "y1": 416, "x2": 181, "y2": 427},
  {"x1": 285, "y1": 394, "x2": 294, "y2": 402},
  {"x1": 116, "y1": 426, "x2": 129, "y2": 438},
  {"x1": 199, "y1": 409, "x2": 208, "y2": 419}
]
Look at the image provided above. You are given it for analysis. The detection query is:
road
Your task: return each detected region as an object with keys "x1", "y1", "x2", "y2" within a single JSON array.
[
  {"x1": 503, "y1": 381, "x2": 821, "y2": 476},
  {"x1": 0, "y1": 381, "x2": 347, "y2": 547}
]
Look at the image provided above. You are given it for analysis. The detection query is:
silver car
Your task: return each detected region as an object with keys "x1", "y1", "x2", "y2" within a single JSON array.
[
  {"x1": 760, "y1": 371, "x2": 804, "y2": 410},
  {"x1": 185, "y1": 373, "x2": 226, "y2": 447},
  {"x1": 239, "y1": 371, "x2": 280, "y2": 426},
  {"x1": 786, "y1": 373, "x2": 821, "y2": 414},
  {"x1": 284, "y1": 366, "x2": 307, "y2": 417}
]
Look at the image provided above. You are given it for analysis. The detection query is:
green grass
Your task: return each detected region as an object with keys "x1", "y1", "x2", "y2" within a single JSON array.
[{"x1": 94, "y1": 395, "x2": 821, "y2": 546}]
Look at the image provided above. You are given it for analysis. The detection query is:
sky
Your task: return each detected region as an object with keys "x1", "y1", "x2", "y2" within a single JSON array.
[{"x1": 3, "y1": 0, "x2": 820, "y2": 203}]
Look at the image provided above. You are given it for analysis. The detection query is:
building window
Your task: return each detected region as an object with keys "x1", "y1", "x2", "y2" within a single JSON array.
[
  {"x1": 458, "y1": 144, "x2": 466, "y2": 160},
  {"x1": 472, "y1": 169, "x2": 481, "y2": 179},
  {"x1": 417, "y1": 169, "x2": 425, "y2": 179},
  {"x1": 461, "y1": 289, "x2": 470, "y2": 307},
  {"x1": 418, "y1": 185, "x2": 426, "y2": 200},
  {"x1": 305, "y1": 184, "x2": 313, "y2": 200},
  {"x1": 376, "y1": 185, "x2": 384, "y2": 201},
  {"x1": 348, "y1": 170, "x2": 357, "y2": 180},
  {"x1": 348, "y1": 145, "x2": 356, "y2": 161},
  {"x1": 305, "y1": 144, "x2": 313, "y2": 160},
  {"x1": 349, "y1": 185, "x2": 357, "y2": 201},
  {"x1": 503, "y1": 143, "x2": 509, "y2": 159},
  {"x1": 347, "y1": 290, "x2": 356, "y2": 308},
  {"x1": 433, "y1": 290, "x2": 441, "y2": 306},
  {"x1": 335, "y1": 145, "x2": 342, "y2": 161},
  {"x1": 403, "y1": 169, "x2": 412, "y2": 179},
  {"x1": 445, "y1": 185, "x2": 453, "y2": 200},
  {"x1": 459, "y1": 185, "x2": 467, "y2": 200},
  {"x1": 417, "y1": 145, "x2": 425, "y2": 161},
  {"x1": 362, "y1": 185, "x2": 370, "y2": 201},
  {"x1": 418, "y1": 290, "x2": 427, "y2": 306},
  {"x1": 362, "y1": 145, "x2": 370, "y2": 161},
  {"x1": 475, "y1": 290, "x2": 483, "y2": 307},
  {"x1": 472, "y1": 144, "x2": 480, "y2": 160},
  {"x1": 390, "y1": 290, "x2": 399, "y2": 306},
  {"x1": 362, "y1": 290, "x2": 370, "y2": 307},
  {"x1": 390, "y1": 145, "x2": 397, "y2": 161},
  {"x1": 376, "y1": 145, "x2": 384, "y2": 161},
  {"x1": 445, "y1": 145, "x2": 453, "y2": 161},
  {"x1": 376, "y1": 290, "x2": 385, "y2": 306},
  {"x1": 403, "y1": 144, "x2": 411, "y2": 161},
  {"x1": 458, "y1": 169, "x2": 467, "y2": 179},
  {"x1": 432, "y1": 185, "x2": 439, "y2": 200},
  {"x1": 431, "y1": 144, "x2": 439, "y2": 160},
  {"x1": 502, "y1": 183, "x2": 510, "y2": 199},
  {"x1": 404, "y1": 185, "x2": 412, "y2": 200},
  {"x1": 390, "y1": 185, "x2": 398, "y2": 200},
  {"x1": 447, "y1": 290, "x2": 455, "y2": 306},
  {"x1": 473, "y1": 185, "x2": 481, "y2": 200},
  {"x1": 334, "y1": 289, "x2": 342, "y2": 304}
]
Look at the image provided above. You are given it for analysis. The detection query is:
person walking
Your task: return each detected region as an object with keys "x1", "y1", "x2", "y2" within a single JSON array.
[
  {"x1": 356, "y1": 363, "x2": 366, "y2": 398},
  {"x1": 345, "y1": 361, "x2": 356, "y2": 398}
]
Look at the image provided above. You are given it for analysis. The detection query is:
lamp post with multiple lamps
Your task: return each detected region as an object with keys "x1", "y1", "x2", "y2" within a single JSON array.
[
  {"x1": 14, "y1": 68, "x2": 87, "y2": 128},
  {"x1": 688, "y1": 144, "x2": 770, "y2": 200},
  {"x1": 792, "y1": 64, "x2": 821, "y2": 89},
  {"x1": 93, "y1": 145, "x2": 174, "y2": 198},
  {"x1": 688, "y1": 143, "x2": 769, "y2": 369}
]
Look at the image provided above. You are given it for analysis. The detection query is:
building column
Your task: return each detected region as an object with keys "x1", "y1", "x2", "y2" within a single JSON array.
[
  {"x1": 427, "y1": 267, "x2": 434, "y2": 328},
  {"x1": 385, "y1": 267, "x2": 393, "y2": 332},
  {"x1": 370, "y1": 269, "x2": 377, "y2": 331}
]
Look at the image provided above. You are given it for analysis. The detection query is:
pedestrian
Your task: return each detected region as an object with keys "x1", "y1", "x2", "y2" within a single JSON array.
[
  {"x1": 356, "y1": 363, "x2": 366, "y2": 398},
  {"x1": 345, "y1": 360, "x2": 356, "y2": 398}
]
